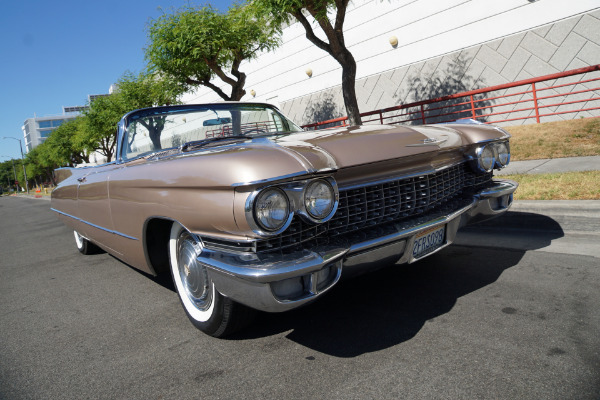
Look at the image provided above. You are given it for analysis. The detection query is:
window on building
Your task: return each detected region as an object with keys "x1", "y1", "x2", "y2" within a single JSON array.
[{"x1": 39, "y1": 121, "x2": 52, "y2": 128}]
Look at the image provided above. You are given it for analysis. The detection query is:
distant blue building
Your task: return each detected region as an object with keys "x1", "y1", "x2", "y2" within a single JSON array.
[
  {"x1": 22, "y1": 112, "x2": 77, "y2": 153},
  {"x1": 21, "y1": 94, "x2": 108, "y2": 153}
]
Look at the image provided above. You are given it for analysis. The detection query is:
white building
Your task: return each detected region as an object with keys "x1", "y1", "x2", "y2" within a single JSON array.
[
  {"x1": 22, "y1": 94, "x2": 109, "y2": 153},
  {"x1": 183, "y1": 0, "x2": 600, "y2": 125},
  {"x1": 22, "y1": 112, "x2": 78, "y2": 153}
]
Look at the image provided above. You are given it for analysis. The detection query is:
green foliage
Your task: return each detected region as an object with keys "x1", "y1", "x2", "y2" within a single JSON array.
[
  {"x1": 0, "y1": 159, "x2": 18, "y2": 190},
  {"x1": 79, "y1": 94, "x2": 125, "y2": 162},
  {"x1": 117, "y1": 71, "x2": 184, "y2": 109},
  {"x1": 250, "y1": 0, "x2": 362, "y2": 125},
  {"x1": 42, "y1": 118, "x2": 88, "y2": 167},
  {"x1": 145, "y1": 4, "x2": 280, "y2": 100},
  {"x1": 77, "y1": 72, "x2": 184, "y2": 162},
  {"x1": 251, "y1": 0, "x2": 335, "y2": 26}
]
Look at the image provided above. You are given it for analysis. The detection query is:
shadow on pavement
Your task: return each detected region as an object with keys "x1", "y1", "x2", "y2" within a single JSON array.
[{"x1": 231, "y1": 211, "x2": 564, "y2": 357}]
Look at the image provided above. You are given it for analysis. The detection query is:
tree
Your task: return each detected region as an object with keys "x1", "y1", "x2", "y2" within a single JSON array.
[
  {"x1": 78, "y1": 72, "x2": 184, "y2": 162},
  {"x1": 24, "y1": 145, "x2": 56, "y2": 186},
  {"x1": 117, "y1": 71, "x2": 184, "y2": 150},
  {"x1": 251, "y1": 0, "x2": 362, "y2": 125},
  {"x1": 145, "y1": 4, "x2": 279, "y2": 102},
  {"x1": 43, "y1": 118, "x2": 90, "y2": 167},
  {"x1": 78, "y1": 94, "x2": 124, "y2": 162},
  {"x1": 0, "y1": 159, "x2": 17, "y2": 190}
]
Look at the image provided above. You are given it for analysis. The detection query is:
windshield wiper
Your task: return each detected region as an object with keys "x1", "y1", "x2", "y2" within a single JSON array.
[{"x1": 180, "y1": 135, "x2": 248, "y2": 152}]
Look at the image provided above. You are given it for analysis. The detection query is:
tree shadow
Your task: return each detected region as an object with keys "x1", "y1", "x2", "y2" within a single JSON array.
[
  {"x1": 394, "y1": 53, "x2": 495, "y2": 124},
  {"x1": 232, "y1": 211, "x2": 564, "y2": 357},
  {"x1": 303, "y1": 92, "x2": 344, "y2": 128}
]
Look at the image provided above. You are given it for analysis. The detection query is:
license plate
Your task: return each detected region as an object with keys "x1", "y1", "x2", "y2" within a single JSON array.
[{"x1": 412, "y1": 225, "x2": 446, "y2": 260}]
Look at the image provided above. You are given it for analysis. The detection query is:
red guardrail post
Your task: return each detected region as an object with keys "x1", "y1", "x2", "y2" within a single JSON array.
[
  {"x1": 420, "y1": 105, "x2": 426, "y2": 124},
  {"x1": 532, "y1": 82, "x2": 541, "y2": 123},
  {"x1": 470, "y1": 95, "x2": 476, "y2": 119},
  {"x1": 379, "y1": 110, "x2": 384, "y2": 124}
]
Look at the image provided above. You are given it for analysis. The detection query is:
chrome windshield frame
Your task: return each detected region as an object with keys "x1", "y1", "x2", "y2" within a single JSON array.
[{"x1": 116, "y1": 102, "x2": 302, "y2": 164}]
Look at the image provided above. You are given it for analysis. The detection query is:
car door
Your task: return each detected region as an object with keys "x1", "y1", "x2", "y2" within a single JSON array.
[{"x1": 76, "y1": 164, "x2": 123, "y2": 256}]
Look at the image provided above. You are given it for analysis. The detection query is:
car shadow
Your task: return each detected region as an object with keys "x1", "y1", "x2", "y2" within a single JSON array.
[{"x1": 231, "y1": 211, "x2": 565, "y2": 357}]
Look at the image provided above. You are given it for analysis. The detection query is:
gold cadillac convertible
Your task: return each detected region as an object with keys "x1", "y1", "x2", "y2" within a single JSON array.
[{"x1": 51, "y1": 102, "x2": 517, "y2": 337}]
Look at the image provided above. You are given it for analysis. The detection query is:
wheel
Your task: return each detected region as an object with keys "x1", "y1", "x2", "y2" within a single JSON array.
[
  {"x1": 169, "y1": 222, "x2": 255, "y2": 337},
  {"x1": 74, "y1": 230, "x2": 101, "y2": 255}
]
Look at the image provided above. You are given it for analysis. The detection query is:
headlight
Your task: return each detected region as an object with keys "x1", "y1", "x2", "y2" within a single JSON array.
[
  {"x1": 495, "y1": 141, "x2": 510, "y2": 168},
  {"x1": 477, "y1": 144, "x2": 495, "y2": 172},
  {"x1": 254, "y1": 188, "x2": 290, "y2": 232},
  {"x1": 304, "y1": 179, "x2": 335, "y2": 220}
]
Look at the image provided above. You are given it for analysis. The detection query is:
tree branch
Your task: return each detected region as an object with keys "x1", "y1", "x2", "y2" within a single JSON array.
[
  {"x1": 139, "y1": 120, "x2": 151, "y2": 131},
  {"x1": 230, "y1": 55, "x2": 243, "y2": 80},
  {"x1": 333, "y1": 0, "x2": 349, "y2": 40},
  {"x1": 292, "y1": 10, "x2": 331, "y2": 54},
  {"x1": 206, "y1": 59, "x2": 238, "y2": 87},
  {"x1": 186, "y1": 78, "x2": 202, "y2": 85},
  {"x1": 304, "y1": 4, "x2": 342, "y2": 54},
  {"x1": 202, "y1": 79, "x2": 231, "y2": 101}
]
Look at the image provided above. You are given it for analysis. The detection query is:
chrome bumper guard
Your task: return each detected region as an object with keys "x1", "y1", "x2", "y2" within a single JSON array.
[{"x1": 202, "y1": 179, "x2": 518, "y2": 313}]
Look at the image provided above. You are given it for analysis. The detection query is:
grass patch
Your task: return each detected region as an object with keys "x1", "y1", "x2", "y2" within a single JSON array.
[
  {"x1": 503, "y1": 171, "x2": 600, "y2": 200},
  {"x1": 505, "y1": 117, "x2": 600, "y2": 160}
]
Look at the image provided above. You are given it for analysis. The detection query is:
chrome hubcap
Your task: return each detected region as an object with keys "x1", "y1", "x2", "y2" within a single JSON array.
[{"x1": 177, "y1": 232, "x2": 211, "y2": 311}]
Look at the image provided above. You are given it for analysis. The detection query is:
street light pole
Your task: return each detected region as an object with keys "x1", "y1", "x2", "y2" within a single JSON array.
[{"x1": 2, "y1": 137, "x2": 29, "y2": 193}]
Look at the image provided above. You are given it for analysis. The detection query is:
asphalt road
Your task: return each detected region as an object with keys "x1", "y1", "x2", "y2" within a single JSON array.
[{"x1": 1, "y1": 196, "x2": 599, "y2": 400}]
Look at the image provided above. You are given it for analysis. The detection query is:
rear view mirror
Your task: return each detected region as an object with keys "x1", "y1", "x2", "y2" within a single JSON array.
[{"x1": 203, "y1": 117, "x2": 232, "y2": 126}]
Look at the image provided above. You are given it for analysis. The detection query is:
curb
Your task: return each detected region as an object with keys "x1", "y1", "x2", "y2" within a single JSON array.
[
  {"x1": 511, "y1": 200, "x2": 600, "y2": 215},
  {"x1": 496, "y1": 155, "x2": 600, "y2": 175}
]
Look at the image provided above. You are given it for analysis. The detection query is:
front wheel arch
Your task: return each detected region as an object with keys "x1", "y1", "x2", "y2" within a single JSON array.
[{"x1": 143, "y1": 218, "x2": 173, "y2": 279}]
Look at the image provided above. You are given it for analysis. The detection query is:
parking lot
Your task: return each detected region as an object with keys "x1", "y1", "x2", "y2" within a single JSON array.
[{"x1": 1, "y1": 196, "x2": 599, "y2": 399}]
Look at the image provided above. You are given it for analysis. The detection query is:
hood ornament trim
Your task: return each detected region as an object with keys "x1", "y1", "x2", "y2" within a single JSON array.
[{"x1": 407, "y1": 137, "x2": 448, "y2": 147}]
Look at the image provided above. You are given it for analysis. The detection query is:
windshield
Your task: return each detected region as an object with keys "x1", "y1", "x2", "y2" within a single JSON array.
[{"x1": 121, "y1": 103, "x2": 302, "y2": 160}]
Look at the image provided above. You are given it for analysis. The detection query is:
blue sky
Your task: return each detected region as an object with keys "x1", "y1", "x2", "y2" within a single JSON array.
[{"x1": 0, "y1": 0, "x2": 234, "y2": 161}]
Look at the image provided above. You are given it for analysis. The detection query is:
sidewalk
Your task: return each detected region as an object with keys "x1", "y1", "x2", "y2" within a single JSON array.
[{"x1": 496, "y1": 155, "x2": 600, "y2": 175}]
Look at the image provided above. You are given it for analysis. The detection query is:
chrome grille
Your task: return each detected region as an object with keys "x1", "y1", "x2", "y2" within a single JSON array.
[{"x1": 255, "y1": 163, "x2": 491, "y2": 253}]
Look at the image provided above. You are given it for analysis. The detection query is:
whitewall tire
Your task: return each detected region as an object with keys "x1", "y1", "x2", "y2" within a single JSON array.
[
  {"x1": 74, "y1": 231, "x2": 100, "y2": 255},
  {"x1": 168, "y1": 222, "x2": 255, "y2": 337}
]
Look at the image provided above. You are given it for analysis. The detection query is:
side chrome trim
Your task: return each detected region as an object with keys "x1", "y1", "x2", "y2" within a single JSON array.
[
  {"x1": 51, "y1": 208, "x2": 139, "y2": 241},
  {"x1": 232, "y1": 171, "x2": 310, "y2": 187}
]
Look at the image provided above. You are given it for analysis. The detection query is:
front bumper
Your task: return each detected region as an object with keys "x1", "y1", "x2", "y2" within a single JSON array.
[{"x1": 202, "y1": 179, "x2": 518, "y2": 312}]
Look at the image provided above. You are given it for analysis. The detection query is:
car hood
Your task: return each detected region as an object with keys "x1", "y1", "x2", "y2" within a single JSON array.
[
  {"x1": 156, "y1": 124, "x2": 477, "y2": 188},
  {"x1": 270, "y1": 124, "x2": 466, "y2": 171}
]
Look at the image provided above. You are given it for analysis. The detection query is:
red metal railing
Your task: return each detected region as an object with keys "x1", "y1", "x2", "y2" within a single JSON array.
[
  {"x1": 302, "y1": 64, "x2": 600, "y2": 129},
  {"x1": 205, "y1": 121, "x2": 277, "y2": 137}
]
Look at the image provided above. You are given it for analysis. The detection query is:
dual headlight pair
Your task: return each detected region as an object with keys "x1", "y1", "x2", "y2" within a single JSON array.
[
  {"x1": 246, "y1": 178, "x2": 339, "y2": 235},
  {"x1": 473, "y1": 141, "x2": 510, "y2": 172}
]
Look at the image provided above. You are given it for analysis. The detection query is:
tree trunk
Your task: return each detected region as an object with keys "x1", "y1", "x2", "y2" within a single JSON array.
[
  {"x1": 47, "y1": 167, "x2": 56, "y2": 186},
  {"x1": 340, "y1": 51, "x2": 362, "y2": 126},
  {"x1": 293, "y1": 8, "x2": 362, "y2": 126},
  {"x1": 230, "y1": 110, "x2": 242, "y2": 135}
]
